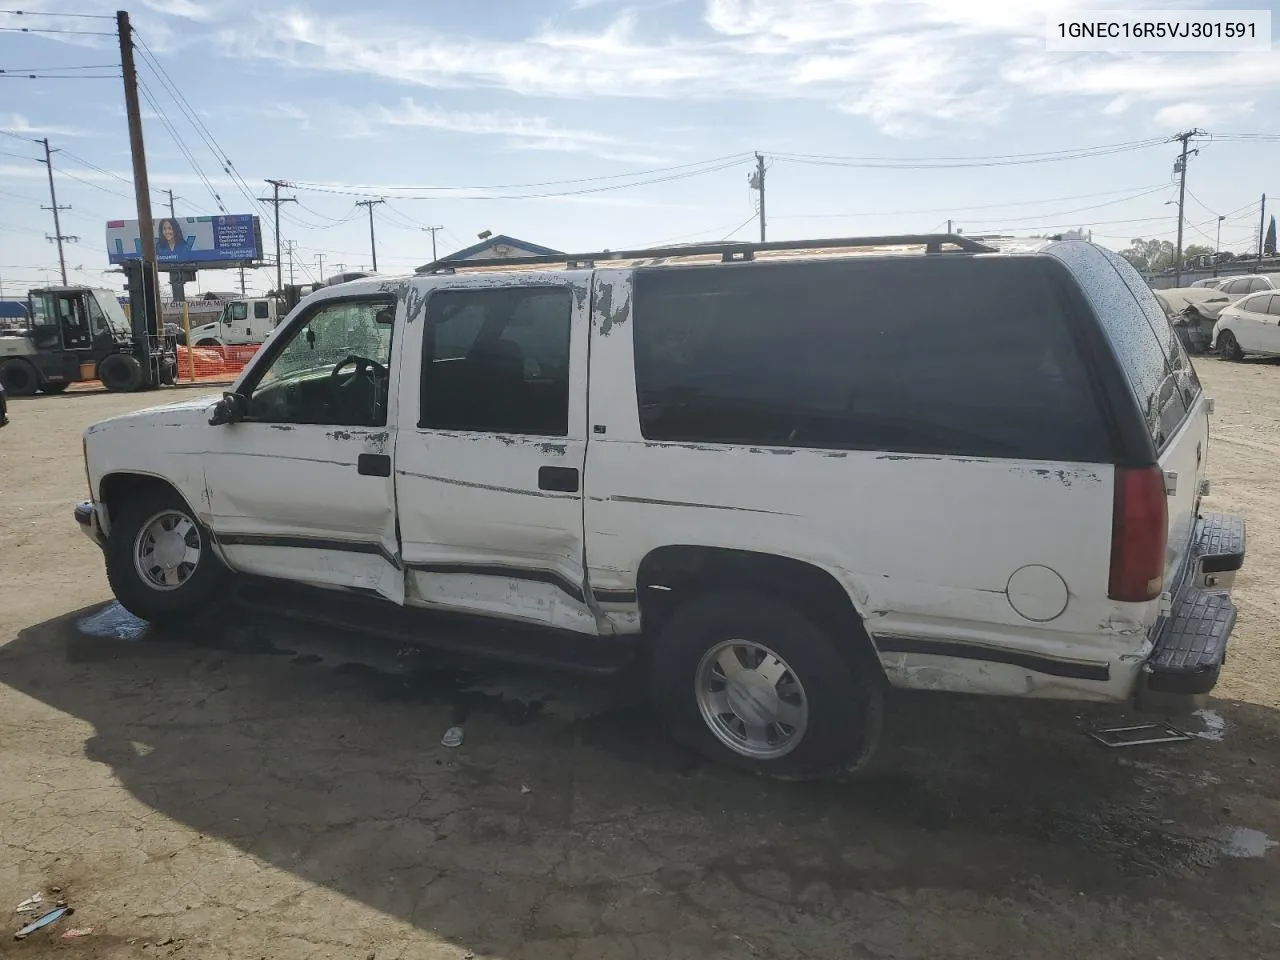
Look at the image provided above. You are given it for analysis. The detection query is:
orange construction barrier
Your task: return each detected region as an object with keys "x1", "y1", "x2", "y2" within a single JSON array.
[{"x1": 175, "y1": 342, "x2": 262, "y2": 384}]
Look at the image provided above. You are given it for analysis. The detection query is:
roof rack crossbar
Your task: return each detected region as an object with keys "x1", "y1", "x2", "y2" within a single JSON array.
[{"x1": 414, "y1": 233, "x2": 996, "y2": 273}]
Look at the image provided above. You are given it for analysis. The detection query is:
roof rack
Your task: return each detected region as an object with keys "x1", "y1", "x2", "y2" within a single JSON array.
[{"x1": 414, "y1": 233, "x2": 996, "y2": 274}]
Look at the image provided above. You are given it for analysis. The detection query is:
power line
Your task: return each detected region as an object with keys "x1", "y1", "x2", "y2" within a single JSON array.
[
  {"x1": 0, "y1": 9, "x2": 115, "y2": 18},
  {"x1": 719, "y1": 213, "x2": 759, "y2": 241},
  {"x1": 0, "y1": 73, "x2": 120, "y2": 78},
  {"x1": 774, "y1": 182, "x2": 1171, "y2": 221},
  {"x1": 290, "y1": 152, "x2": 755, "y2": 194},
  {"x1": 0, "y1": 26, "x2": 114, "y2": 35},
  {"x1": 771, "y1": 137, "x2": 1169, "y2": 169},
  {"x1": 137, "y1": 75, "x2": 226, "y2": 213},
  {"x1": 1, "y1": 63, "x2": 119, "y2": 71},
  {"x1": 290, "y1": 157, "x2": 751, "y2": 201}
]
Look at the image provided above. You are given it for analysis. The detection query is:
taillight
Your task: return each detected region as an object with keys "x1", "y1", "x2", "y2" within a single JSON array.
[{"x1": 1108, "y1": 465, "x2": 1168, "y2": 602}]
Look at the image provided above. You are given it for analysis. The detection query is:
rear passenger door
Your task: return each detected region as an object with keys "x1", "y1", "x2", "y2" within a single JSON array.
[{"x1": 394, "y1": 274, "x2": 598, "y2": 633}]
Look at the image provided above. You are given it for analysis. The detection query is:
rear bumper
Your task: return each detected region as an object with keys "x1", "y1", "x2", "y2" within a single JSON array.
[
  {"x1": 1135, "y1": 512, "x2": 1245, "y2": 710},
  {"x1": 75, "y1": 500, "x2": 106, "y2": 549}
]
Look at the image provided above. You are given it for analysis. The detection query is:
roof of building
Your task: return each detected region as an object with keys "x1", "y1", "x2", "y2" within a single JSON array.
[{"x1": 430, "y1": 234, "x2": 563, "y2": 268}]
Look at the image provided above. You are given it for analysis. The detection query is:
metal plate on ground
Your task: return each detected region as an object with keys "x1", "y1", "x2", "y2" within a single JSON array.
[{"x1": 1089, "y1": 722, "x2": 1193, "y2": 748}]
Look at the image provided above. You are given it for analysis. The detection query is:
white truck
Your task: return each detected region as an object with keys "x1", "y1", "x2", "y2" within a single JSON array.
[
  {"x1": 185, "y1": 297, "x2": 281, "y2": 347},
  {"x1": 75, "y1": 235, "x2": 1245, "y2": 778}
]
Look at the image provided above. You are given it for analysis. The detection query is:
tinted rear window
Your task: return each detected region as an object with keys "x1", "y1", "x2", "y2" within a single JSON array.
[
  {"x1": 1044, "y1": 242, "x2": 1194, "y2": 450},
  {"x1": 631, "y1": 256, "x2": 1113, "y2": 462}
]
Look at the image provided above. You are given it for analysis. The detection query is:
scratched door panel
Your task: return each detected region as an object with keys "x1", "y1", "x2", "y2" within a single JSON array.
[{"x1": 395, "y1": 272, "x2": 596, "y2": 633}]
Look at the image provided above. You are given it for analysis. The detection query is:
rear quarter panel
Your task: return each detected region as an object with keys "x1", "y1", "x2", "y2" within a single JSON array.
[{"x1": 583, "y1": 270, "x2": 1149, "y2": 701}]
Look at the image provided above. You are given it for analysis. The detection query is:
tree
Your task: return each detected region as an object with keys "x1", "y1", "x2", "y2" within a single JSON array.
[
  {"x1": 1120, "y1": 238, "x2": 1176, "y2": 273},
  {"x1": 1183, "y1": 244, "x2": 1213, "y2": 261}
]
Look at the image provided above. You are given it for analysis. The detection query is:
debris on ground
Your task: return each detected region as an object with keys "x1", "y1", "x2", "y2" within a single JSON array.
[
  {"x1": 61, "y1": 927, "x2": 94, "y2": 939},
  {"x1": 520, "y1": 784, "x2": 532, "y2": 795},
  {"x1": 14, "y1": 905, "x2": 73, "y2": 939},
  {"x1": 441, "y1": 725, "x2": 464, "y2": 748},
  {"x1": 1089, "y1": 722, "x2": 1192, "y2": 748},
  {"x1": 14, "y1": 894, "x2": 43, "y2": 914}
]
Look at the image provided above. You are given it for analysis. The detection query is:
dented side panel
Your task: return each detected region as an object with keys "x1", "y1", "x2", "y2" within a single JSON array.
[{"x1": 394, "y1": 272, "x2": 599, "y2": 634}]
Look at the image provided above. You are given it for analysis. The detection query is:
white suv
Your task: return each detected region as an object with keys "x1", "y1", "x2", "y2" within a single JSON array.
[{"x1": 75, "y1": 235, "x2": 1246, "y2": 778}]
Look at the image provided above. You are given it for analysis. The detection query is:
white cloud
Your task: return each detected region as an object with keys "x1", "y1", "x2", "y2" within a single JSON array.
[
  {"x1": 213, "y1": 1, "x2": 1280, "y2": 137},
  {"x1": 137, "y1": 0, "x2": 216, "y2": 21},
  {"x1": 0, "y1": 113, "x2": 82, "y2": 137}
]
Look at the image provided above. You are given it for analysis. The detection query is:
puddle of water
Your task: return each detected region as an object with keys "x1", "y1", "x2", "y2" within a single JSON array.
[
  {"x1": 76, "y1": 603, "x2": 151, "y2": 641},
  {"x1": 1193, "y1": 708, "x2": 1227, "y2": 742},
  {"x1": 1215, "y1": 826, "x2": 1278, "y2": 859}
]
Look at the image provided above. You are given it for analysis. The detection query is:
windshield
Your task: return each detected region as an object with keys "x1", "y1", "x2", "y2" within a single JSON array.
[{"x1": 91, "y1": 290, "x2": 131, "y2": 338}]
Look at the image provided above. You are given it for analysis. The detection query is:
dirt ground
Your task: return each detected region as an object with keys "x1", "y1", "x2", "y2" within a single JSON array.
[{"x1": 1, "y1": 363, "x2": 1278, "y2": 960}]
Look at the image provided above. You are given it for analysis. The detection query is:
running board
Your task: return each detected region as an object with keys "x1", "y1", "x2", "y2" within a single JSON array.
[{"x1": 232, "y1": 577, "x2": 638, "y2": 676}]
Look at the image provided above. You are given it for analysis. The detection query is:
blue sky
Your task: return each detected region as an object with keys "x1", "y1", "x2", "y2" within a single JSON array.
[{"x1": 2, "y1": 0, "x2": 1278, "y2": 296}]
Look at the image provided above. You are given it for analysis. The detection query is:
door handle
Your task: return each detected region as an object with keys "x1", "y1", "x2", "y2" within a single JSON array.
[
  {"x1": 358, "y1": 453, "x2": 391, "y2": 477},
  {"x1": 538, "y1": 466, "x2": 579, "y2": 492}
]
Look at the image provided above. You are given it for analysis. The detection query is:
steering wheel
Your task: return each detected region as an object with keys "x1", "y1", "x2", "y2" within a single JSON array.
[{"x1": 329, "y1": 354, "x2": 387, "y2": 385}]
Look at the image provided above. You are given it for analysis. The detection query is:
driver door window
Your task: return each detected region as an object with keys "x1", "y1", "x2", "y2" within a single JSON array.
[{"x1": 245, "y1": 297, "x2": 394, "y2": 426}]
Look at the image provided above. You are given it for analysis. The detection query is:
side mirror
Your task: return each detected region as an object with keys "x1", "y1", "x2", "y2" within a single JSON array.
[{"x1": 208, "y1": 391, "x2": 248, "y2": 426}]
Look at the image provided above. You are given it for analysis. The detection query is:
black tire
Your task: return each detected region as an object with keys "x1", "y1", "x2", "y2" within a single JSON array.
[
  {"x1": 650, "y1": 591, "x2": 883, "y2": 780},
  {"x1": 1217, "y1": 329, "x2": 1244, "y2": 361},
  {"x1": 98, "y1": 353, "x2": 144, "y2": 392},
  {"x1": 40, "y1": 381, "x2": 70, "y2": 394},
  {"x1": 0, "y1": 358, "x2": 39, "y2": 397},
  {"x1": 104, "y1": 487, "x2": 227, "y2": 624},
  {"x1": 195, "y1": 338, "x2": 221, "y2": 348},
  {"x1": 159, "y1": 357, "x2": 177, "y2": 386}
]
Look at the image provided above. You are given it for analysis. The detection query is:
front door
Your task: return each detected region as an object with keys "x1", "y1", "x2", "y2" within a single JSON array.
[
  {"x1": 395, "y1": 275, "x2": 597, "y2": 633},
  {"x1": 202, "y1": 292, "x2": 404, "y2": 602}
]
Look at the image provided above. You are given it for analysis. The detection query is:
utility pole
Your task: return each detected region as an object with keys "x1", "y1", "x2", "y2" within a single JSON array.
[
  {"x1": 118, "y1": 10, "x2": 157, "y2": 282},
  {"x1": 315, "y1": 252, "x2": 326, "y2": 284},
  {"x1": 356, "y1": 199, "x2": 385, "y2": 272},
  {"x1": 1171, "y1": 129, "x2": 1202, "y2": 287},
  {"x1": 238, "y1": 265, "x2": 245, "y2": 295},
  {"x1": 38, "y1": 138, "x2": 76, "y2": 286},
  {"x1": 259, "y1": 178, "x2": 297, "y2": 294},
  {"x1": 750, "y1": 152, "x2": 767, "y2": 242},
  {"x1": 1258, "y1": 194, "x2": 1267, "y2": 272},
  {"x1": 421, "y1": 225, "x2": 442, "y2": 261},
  {"x1": 284, "y1": 239, "x2": 297, "y2": 285},
  {"x1": 1214, "y1": 215, "x2": 1225, "y2": 277},
  {"x1": 165, "y1": 188, "x2": 178, "y2": 218}
]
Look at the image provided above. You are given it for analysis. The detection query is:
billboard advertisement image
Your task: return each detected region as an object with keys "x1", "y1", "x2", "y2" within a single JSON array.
[{"x1": 106, "y1": 214, "x2": 263, "y2": 268}]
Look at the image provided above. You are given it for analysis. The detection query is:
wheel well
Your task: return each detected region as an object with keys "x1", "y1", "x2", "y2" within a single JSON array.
[
  {"x1": 98, "y1": 473, "x2": 184, "y2": 527},
  {"x1": 636, "y1": 546, "x2": 882, "y2": 676}
]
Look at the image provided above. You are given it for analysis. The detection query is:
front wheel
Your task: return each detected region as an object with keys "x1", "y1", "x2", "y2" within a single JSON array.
[
  {"x1": 98, "y1": 353, "x2": 144, "y2": 392},
  {"x1": 104, "y1": 489, "x2": 227, "y2": 623},
  {"x1": 650, "y1": 592, "x2": 882, "y2": 780},
  {"x1": 1217, "y1": 329, "x2": 1244, "y2": 361}
]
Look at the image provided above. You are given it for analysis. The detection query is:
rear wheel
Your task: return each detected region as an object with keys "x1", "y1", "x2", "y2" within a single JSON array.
[
  {"x1": 1217, "y1": 329, "x2": 1244, "y2": 361},
  {"x1": 98, "y1": 353, "x2": 144, "y2": 392},
  {"x1": 195, "y1": 338, "x2": 221, "y2": 348},
  {"x1": 40, "y1": 381, "x2": 70, "y2": 394},
  {"x1": 650, "y1": 591, "x2": 882, "y2": 780},
  {"x1": 0, "y1": 358, "x2": 39, "y2": 397},
  {"x1": 104, "y1": 488, "x2": 227, "y2": 623}
]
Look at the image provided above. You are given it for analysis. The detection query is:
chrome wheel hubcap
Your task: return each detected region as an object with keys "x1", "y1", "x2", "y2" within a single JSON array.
[
  {"x1": 134, "y1": 510, "x2": 201, "y2": 591},
  {"x1": 696, "y1": 640, "x2": 808, "y2": 759}
]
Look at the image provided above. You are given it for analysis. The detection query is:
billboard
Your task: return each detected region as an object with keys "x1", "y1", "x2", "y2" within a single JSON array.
[{"x1": 106, "y1": 214, "x2": 263, "y2": 268}]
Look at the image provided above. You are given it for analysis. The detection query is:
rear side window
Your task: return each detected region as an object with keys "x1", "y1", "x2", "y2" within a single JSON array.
[
  {"x1": 631, "y1": 257, "x2": 1112, "y2": 462},
  {"x1": 1045, "y1": 242, "x2": 1193, "y2": 451},
  {"x1": 1248, "y1": 277, "x2": 1271, "y2": 293},
  {"x1": 1239, "y1": 294, "x2": 1267, "y2": 313},
  {"x1": 254, "y1": 300, "x2": 270, "y2": 320},
  {"x1": 1268, "y1": 296, "x2": 1280, "y2": 317},
  {"x1": 1097, "y1": 246, "x2": 1200, "y2": 442}
]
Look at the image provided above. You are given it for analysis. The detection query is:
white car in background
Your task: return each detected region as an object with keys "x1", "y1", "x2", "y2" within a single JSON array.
[
  {"x1": 1212, "y1": 290, "x2": 1280, "y2": 360},
  {"x1": 1214, "y1": 275, "x2": 1278, "y2": 301}
]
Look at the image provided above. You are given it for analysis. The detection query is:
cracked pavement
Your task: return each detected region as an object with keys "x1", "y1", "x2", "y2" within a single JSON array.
[{"x1": 3, "y1": 365, "x2": 1280, "y2": 959}]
